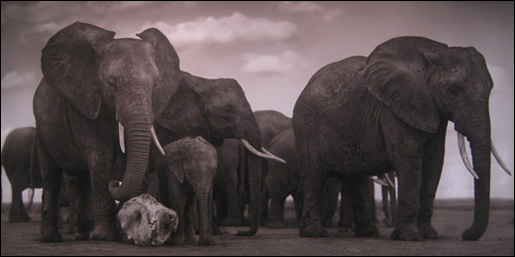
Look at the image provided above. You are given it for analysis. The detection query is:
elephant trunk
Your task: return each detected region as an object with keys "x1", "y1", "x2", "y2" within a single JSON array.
[
  {"x1": 461, "y1": 113, "x2": 491, "y2": 241},
  {"x1": 109, "y1": 113, "x2": 153, "y2": 202},
  {"x1": 237, "y1": 123, "x2": 263, "y2": 236}
]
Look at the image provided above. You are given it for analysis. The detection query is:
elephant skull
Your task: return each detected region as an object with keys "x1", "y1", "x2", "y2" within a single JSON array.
[{"x1": 117, "y1": 194, "x2": 178, "y2": 246}]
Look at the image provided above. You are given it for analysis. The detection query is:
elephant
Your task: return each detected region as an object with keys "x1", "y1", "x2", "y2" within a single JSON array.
[
  {"x1": 264, "y1": 128, "x2": 391, "y2": 229},
  {"x1": 214, "y1": 110, "x2": 292, "y2": 227},
  {"x1": 1, "y1": 127, "x2": 81, "y2": 232},
  {"x1": 117, "y1": 193, "x2": 178, "y2": 246},
  {"x1": 151, "y1": 70, "x2": 284, "y2": 237},
  {"x1": 156, "y1": 136, "x2": 218, "y2": 246},
  {"x1": 33, "y1": 22, "x2": 181, "y2": 242},
  {"x1": 293, "y1": 36, "x2": 512, "y2": 241},
  {"x1": 1, "y1": 127, "x2": 42, "y2": 222}
]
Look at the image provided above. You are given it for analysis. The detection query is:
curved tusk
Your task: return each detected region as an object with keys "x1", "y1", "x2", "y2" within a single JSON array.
[
  {"x1": 240, "y1": 139, "x2": 286, "y2": 164},
  {"x1": 370, "y1": 177, "x2": 388, "y2": 187},
  {"x1": 457, "y1": 133, "x2": 479, "y2": 180},
  {"x1": 151, "y1": 126, "x2": 166, "y2": 156},
  {"x1": 385, "y1": 174, "x2": 395, "y2": 188},
  {"x1": 119, "y1": 122, "x2": 125, "y2": 154},
  {"x1": 491, "y1": 142, "x2": 512, "y2": 176}
]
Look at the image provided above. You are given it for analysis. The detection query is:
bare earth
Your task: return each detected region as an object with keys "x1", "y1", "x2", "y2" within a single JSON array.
[{"x1": 1, "y1": 199, "x2": 513, "y2": 256}]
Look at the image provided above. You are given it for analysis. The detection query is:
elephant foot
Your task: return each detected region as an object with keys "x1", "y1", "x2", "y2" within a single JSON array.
[
  {"x1": 9, "y1": 213, "x2": 31, "y2": 223},
  {"x1": 355, "y1": 224, "x2": 379, "y2": 237},
  {"x1": 74, "y1": 231, "x2": 90, "y2": 240},
  {"x1": 300, "y1": 223, "x2": 328, "y2": 237},
  {"x1": 266, "y1": 221, "x2": 287, "y2": 229},
  {"x1": 383, "y1": 218, "x2": 395, "y2": 228},
  {"x1": 221, "y1": 217, "x2": 247, "y2": 226},
  {"x1": 196, "y1": 238, "x2": 216, "y2": 246},
  {"x1": 89, "y1": 224, "x2": 120, "y2": 241},
  {"x1": 40, "y1": 229, "x2": 62, "y2": 242},
  {"x1": 391, "y1": 223, "x2": 423, "y2": 241},
  {"x1": 418, "y1": 222, "x2": 438, "y2": 239}
]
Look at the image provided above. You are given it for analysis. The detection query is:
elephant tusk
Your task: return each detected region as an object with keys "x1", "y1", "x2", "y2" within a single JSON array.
[
  {"x1": 240, "y1": 139, "x2": 286, "y2": 164},
  {"x1": 151, "y1": 126, "x2": 166, "y2": 156},
  {"x1": 491, "y1": 142, "x2": 512, "y2": 176},
  {"x1": 370, "y1": 177, "x2": 389, "y2": 187},
  {"x1": 261, "y1": 147, "x2": 287, "y2": 164},
  {"x1": 457, "y1": 133, "x2": 479, "y2": 180},
  {"x1": 119, "y1": 122, "x2": 126, "y2": 154},
  {"x1": 385, "y1": 174, "x2": 395, "y2": 188}
]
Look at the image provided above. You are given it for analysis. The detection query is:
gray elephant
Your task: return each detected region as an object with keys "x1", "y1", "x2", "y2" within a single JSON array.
[
  {"x1": 156, "y1": 136, "x2": 217, "y2": 246},
  {"x1": 117, "y1": 194, "x2": 178, "y2": 246},
  {"x1": 34, "y1": 22, "x2": 181, "y2": 242},
  {"x1": 264, "y1": 128, "x2": 389, "y2": 229},
  {"x1": 1, "y1": 127, "x2": 41, "y2": 222},
  {"x1": 151, "y1": 71, "x2": 284, "y2": 237},
  {"x1": 293, "y1": 37, "x2": 511, "y2": 241},
  {"x1": 215, "y1": 110, "x2": 292, "y2": 227}
]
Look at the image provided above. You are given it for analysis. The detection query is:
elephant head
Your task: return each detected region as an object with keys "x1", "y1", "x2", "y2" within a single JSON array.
[
  {"x1": 117, "y1": 194, "x2": 178, "y2": 246},
  {"x1": 155, "y1": 71, "x2": 284, "y2": 236},
  {"x1": 40, "y1": 22, "x2": 181, "y2": 201},
  {"x1": 364, "y1": 36, "x2": 511, "y2": 240}
]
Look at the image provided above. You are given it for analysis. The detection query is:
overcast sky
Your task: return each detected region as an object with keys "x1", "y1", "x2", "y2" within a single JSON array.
[{"x1": 1, "y1": 1, "x2": 513, "y2": 202}]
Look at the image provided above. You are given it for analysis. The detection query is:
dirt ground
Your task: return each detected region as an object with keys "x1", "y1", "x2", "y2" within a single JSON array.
[{"x1": 1, "y1": 199, "x2": 513, "y2": 256}]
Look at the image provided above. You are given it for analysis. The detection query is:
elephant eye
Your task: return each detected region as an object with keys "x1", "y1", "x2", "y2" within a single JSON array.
[{"x1": 448, "y1": 84, "x2": 462, "y2": 96}]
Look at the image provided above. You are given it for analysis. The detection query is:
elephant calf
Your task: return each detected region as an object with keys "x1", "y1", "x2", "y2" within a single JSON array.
[
  {"x1": 117, "y1": 194, "x2": 178, "y2": 246},
  {"x1": 157, "y1": 136, "x2": 218, "y2": 246}
]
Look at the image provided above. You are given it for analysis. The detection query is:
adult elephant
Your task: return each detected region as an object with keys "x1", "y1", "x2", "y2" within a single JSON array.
[
  {"x1": 34, "y1": 22, "x2": 181, "y2": 242},
  {"x1": 152, "y1": 72, "x2": 284, "y2": 236},
  {"x1": 215, "y1": 110, "x2": 292, "y2": 226},
  {"x1": 293, "y1": 36, "x2": 511, "y2": 241},
  {"x1": 1, "y1": 127, "x2": 41, "y2": 222}
]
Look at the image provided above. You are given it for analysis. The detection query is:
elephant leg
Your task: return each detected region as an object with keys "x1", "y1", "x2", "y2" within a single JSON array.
[
  {"x1": 418, "y1": 125, "x2": 446, "y2": 239},
  {"x1": 38, "y1": 141, "x2": 63, "y2": 242},
  {"x1": 382, "y1": 181, "x2": 394, "y2": 227},
  {"x1": 9, "y1": 187, "x2": 31, "y2": 222},
  {"x1": 267, "y1": 189, "x2": 288, "y2": 228},
  {"x1": 87, "y1": 151, "x2": 119, "y2": 241},
  {"x1": 74, "y1": 173, "x2": 94, "y2": 240},
  {"x1": 344, "y1": 176, "x2": 378, "y2": 237},
  {"x1": 321, "y1": 178, "x2": 340, "y2": 228},
  {"x1": 292, "y1": 191, "x2": 303, "y2": 228},
  {"x1": 338, "y1": 186, "x2": 354, "y2": 230},
  {"x1": 299, "y1": 157, "x2": 328, "y2": 237},
  {"x1": 387, "y1": 147, "x2": 424, "y2": 241},
  {"x1": 220, "y1": 173, "x2": 247, "y2": 226}
]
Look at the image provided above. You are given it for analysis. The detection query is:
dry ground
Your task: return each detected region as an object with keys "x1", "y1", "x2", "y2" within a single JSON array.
[{"x1": 1, "y1": 199, "x2": 513, "y2": 256}]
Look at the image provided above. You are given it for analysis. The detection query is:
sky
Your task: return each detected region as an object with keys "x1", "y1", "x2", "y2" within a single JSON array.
[{"x1": 1, "y1": 1, "x2": 513, "y2": 203}]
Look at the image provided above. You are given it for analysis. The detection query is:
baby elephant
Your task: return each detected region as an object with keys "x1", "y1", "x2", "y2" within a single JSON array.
[
  {"x1": 158, "y1": 136, "x2": 218, "y2": 246},
  {"x1": 117, "y1": 194, "x2": 178, "y2": 246}
]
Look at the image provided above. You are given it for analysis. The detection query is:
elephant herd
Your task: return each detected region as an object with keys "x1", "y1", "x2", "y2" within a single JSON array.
[{"x1": 1, "y1": 22, "x2": 512, "y2": 247}]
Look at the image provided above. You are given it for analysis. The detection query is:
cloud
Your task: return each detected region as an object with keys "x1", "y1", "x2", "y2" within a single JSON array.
[
  {"x1": 144, "y1": 12, "x2": 297, "y2": 48},
  {"x1": 1, "y1": 71, "x2": 38, "y2": 90},
  {"x1": 278, "y1": 1, "x2": 323, "y2": 13},
  {"x1": 278, "y1": 1, "x2": 343, "y2": 21},
  {"x1": 241, "y1": 51, "x2": 306, "y2": 75}
]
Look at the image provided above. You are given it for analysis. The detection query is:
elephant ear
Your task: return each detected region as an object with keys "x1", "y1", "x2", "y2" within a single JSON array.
[
  {"x1": 41, "y1": 22, "x2": 115, "y2": 120},
  {"x1": 364, "y1": 37, "x2": 446, "y2": 134},
  {"x1": 155, "y1": 72, "x2": 210, "y2": 138},
  {"x1": 166, "y1": 141, "x2": 186, "y2": 184},
  {"x1": 136, "y1": 28, "x2": 181, "y2": 118}
]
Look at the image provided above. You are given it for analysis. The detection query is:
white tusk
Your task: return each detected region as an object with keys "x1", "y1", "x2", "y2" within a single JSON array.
[
  {"x1": 491, "y1": 142, "x2": 512, "y2": 176},
  {"x1": 240, "y1": 139, "x2": 286, "y2": 164},
  {"x1": 119, "y1": 122, "x2": 125, "y2": 154},
  {"x1": 457, "y1": 133, "x2": 479, "y2": 180},
  {"x1": 151, "y1": 126, "x2": 166, "y2": 156},
  {"x1": 370, "y1": 177, "x2": 388, "y2": 187},
  {"x1": 385, "y1": 174, "x2": 395, "y2": 188}
]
